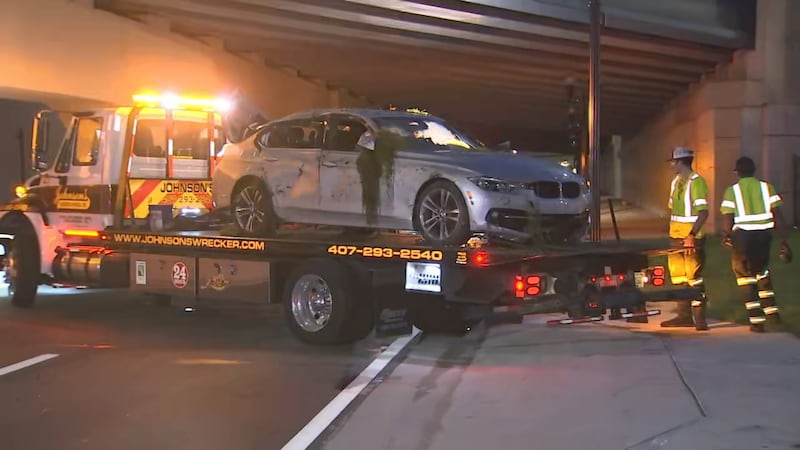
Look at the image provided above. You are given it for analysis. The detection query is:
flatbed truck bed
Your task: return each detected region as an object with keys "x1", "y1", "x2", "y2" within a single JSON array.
[{"x1": 10, "y1": 225, "x2": 693, "y2": 343}]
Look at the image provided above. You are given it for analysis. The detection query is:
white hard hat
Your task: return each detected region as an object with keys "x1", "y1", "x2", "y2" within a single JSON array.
[{"x1": 667, "y1": 146, "x2": 694, "y2": 161}]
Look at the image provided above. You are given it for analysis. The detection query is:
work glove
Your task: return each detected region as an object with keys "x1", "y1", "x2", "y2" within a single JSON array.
[
  {"x1": 779, "y1": 240, "x2": 792, "y2": 263},
  {"x1": 682, "y1": 234, "x2": 696, "y2": 255}
]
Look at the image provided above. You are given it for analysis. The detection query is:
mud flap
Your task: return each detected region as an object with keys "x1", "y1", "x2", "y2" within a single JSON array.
[{"x1": 370, "y1": 268, "x2": 413, "y2": 338}]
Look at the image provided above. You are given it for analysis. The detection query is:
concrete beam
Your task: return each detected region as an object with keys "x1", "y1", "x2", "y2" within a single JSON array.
[
  {"x1": 0, "y1": 0, "x2": 333, "y2": 118},
  {"x1": 196, "y1": 36, "x2": 227, "y2": 51},
  {"x1": 139, "y1": 13, "x2": 172, "y2": 32}
]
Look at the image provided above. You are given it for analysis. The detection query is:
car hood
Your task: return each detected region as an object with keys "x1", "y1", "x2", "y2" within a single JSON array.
[{"x1": 401, "y1": 149, "x2": 582, "y2": 182}]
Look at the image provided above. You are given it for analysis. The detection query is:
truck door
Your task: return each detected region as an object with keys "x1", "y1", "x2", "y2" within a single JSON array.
[{"x1": 40, "y1": 114, "x2": 115, "y2": 231}]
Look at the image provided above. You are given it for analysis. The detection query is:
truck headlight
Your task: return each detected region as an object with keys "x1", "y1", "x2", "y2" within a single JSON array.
[{"x1": 468, "y1": 177, "x2": 520, "y2": 193}]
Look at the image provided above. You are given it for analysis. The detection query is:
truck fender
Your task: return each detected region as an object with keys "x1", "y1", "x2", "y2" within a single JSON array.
[
  {"x1": 0, "y1": 194, "x2": 50, "y2": 226},
  {"x1": 0, "y1": 210, "x2": 51, "y2": 275}
]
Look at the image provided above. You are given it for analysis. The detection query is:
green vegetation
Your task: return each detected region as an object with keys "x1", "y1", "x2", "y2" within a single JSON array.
[
  {"x1": 650, "y1": 231, "x2": 800, "y2": 334},
  {"x1": 356, "y1": 130, "x2": 404, "y2": 225}
]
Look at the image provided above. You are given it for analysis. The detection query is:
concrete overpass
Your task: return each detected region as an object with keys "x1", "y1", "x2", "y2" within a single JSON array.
[{"x1": 2, "y1": 0, "x2": 798, "y2": 231}]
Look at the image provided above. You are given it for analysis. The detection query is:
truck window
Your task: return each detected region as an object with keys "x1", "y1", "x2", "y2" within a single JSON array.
[
  {"x1": 54, "y1": 118, "x2": 77, "y2": 173},
  {"x1": 133, "y1": 120, "x2": 167, "y2": 158},
  {"x1": 173, "y1": 121, "x2": 224, "y2": 159},
  {"x1": 133, "y1": 119, "x2": 222, "y2": 159},
  {"x1": 73, "y1": 117, "x2": 103, "y2": 166}
]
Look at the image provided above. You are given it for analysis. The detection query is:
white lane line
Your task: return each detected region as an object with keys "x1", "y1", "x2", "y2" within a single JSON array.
[
  {"x1": 282, "y1": 328, "x2": 422, "y2": 450},
  {"x1": 0, "y1": 354, "x2": 60, "y2": 377}
]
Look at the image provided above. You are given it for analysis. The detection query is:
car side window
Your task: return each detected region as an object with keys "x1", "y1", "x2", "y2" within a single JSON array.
[
  {"x1": 257, "y1": 119, "x2": 324, "y2": 150},
  {"x1": 324, "y1": 116, "x2": 368, "y2": 152}
]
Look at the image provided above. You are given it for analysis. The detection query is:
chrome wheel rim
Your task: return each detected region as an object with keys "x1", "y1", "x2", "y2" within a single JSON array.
[
  {"x1": 233, "y1": 186, "x2": 266, "y2": 233},
  {"x1": 419, "y1": 188, "x2": 461, "y2": 241},
  {"x1": 290, "y1": 275, "x2": 333, "y2": 333}
]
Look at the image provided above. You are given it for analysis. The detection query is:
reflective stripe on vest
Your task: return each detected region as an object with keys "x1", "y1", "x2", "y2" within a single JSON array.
[
  {"x1": 670, "y1": 173, "x2": 700, "y2": 223},
  {"x1": 732, "y1": 181, "x2": 775, "y2": 231}
]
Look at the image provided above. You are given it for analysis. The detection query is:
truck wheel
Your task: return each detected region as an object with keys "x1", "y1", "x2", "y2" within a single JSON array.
[
  {"x1": 5, "y1": 225, "x2": 40, "y2": 308},
  {"x1": 232, "y1": 180, "x2": 277, "y2": 237},
  {"x1": 283, "y1": 259, "x2": 359, "y2": 345},
  {"x1": 413, "y1": 180, "x2": 471, "y2": 246}
]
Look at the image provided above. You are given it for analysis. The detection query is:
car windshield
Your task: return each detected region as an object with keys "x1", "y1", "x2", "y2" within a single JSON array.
[{"x1": 372, "y1": 116, "x2": 488, "y2": 151}]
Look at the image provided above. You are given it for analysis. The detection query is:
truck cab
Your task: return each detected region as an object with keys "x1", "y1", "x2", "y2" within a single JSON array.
[{"x1": 0, "y1": 93, "x2": 229, "y2": 303}]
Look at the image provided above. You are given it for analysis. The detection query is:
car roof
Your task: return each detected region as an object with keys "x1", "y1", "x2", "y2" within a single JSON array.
[{"x1": 275, "y1": 108, "x2": 442, "y2": 123}]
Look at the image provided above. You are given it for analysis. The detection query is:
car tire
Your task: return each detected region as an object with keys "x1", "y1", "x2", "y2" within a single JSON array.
[
  {"x1": 413, "y1": 180, "x2": 471, "y2": 246},
  {"x1": 231, "y1": 180, "x2": 278, "y2": 237}
]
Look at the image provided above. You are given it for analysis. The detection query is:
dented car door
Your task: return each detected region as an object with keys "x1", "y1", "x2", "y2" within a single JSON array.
[
  {"x1": 255, "y1": 119, "x2": 322, "y2": 214},
  {"x1": 319, "y1": 115, "x2": 393, "y2": 225}
]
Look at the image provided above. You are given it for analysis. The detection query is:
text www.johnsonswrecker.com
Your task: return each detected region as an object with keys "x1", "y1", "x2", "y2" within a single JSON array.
[{"x1": 112, "y1": 233, "x2": 265, "y2": 251}]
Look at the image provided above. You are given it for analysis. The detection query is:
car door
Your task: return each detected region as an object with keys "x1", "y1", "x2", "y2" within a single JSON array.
[
  {"x1": 254, "y1": 118, "x2": 322, "y2": 215},
  {"x1": 319, "y1": 114, "x2": 393, "y2": 225}
]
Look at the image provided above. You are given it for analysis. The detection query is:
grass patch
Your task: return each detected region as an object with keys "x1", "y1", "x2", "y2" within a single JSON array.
[{"x1": 648, "y1": 231, "x2": 800, "y2": 334}]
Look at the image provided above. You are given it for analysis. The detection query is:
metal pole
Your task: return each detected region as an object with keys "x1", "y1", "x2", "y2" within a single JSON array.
[{"x1": 588, "y1": 0, "x2": 602, "y2": 242}]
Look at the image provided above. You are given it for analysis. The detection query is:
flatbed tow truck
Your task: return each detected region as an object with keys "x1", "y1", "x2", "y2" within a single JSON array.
[{"x1": 0, "y1": 93, "x2": 703, "y2": 345}]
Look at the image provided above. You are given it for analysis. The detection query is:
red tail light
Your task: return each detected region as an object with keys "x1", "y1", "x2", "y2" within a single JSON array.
[
  {"x1": 473, "y1": 251, "x2": 489, "y2": 266},
  {"x1": 514, "y1": 274, "x2": 543, "y2": 298},
  {"x1": 649, "y1": 266, "x2": 666, "y2": 286},
  {"x1": 514, "y1": 275, "x2": 525, "y2": 298}
]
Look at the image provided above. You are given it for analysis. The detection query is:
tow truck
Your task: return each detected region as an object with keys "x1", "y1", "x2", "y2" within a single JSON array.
[{"x1": 0, "y1": 92, "x2": 705, "y2": 345}]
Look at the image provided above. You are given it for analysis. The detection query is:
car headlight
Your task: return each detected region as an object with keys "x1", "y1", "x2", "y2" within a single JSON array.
[
  {"x1": 468, "y1": 176, "x2": 520, "y2": 193},
  {"x1": 581, "y1": 179, "x2": 590, "y2": 194}
]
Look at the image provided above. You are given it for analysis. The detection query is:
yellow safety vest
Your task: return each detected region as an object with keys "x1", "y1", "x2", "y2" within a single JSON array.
[
  {"x1": 668, "y1": 172, "x2": 708, "y2": 238},
  {"x1": 720, "y1": 177, "x2": 782, "y2": 231}
]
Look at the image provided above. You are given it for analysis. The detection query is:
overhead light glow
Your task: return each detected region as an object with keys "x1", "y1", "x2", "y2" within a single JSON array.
[{"x1": 132, "y1": 92, "x2": 232, "y2": 112}]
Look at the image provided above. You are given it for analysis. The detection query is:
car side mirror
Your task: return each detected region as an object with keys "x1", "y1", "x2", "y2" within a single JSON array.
[{"x1": 357, "y1": 132, "x2": 375, "y2": 151}]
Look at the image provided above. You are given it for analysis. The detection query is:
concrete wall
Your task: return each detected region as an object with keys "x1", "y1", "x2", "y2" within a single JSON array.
[{"x1": 622, "y1": 0, "x2": 800, "y2": 231}]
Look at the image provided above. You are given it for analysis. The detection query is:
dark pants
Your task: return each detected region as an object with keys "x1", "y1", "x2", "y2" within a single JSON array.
[
  {"x1": 730, "y1": 230, "x2": 778, "y2": 325},
  {"x1": 668, "y1": 237, "x2": 706, "y2": 304}
]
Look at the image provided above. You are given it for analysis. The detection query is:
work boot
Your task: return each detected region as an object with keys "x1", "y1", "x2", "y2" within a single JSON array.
[
  {"x1": 750, "y1": 323, "x2": 765, "y2": 333},
  {"x1": 765, "y1": 313, "x2": 783, "y2": 332},
  {"x1": 692, "y1": 302, "x2": 709, "y2": 331},
  {"x1": 661, "y1": 303, "x2": 694, "y2": 328}
]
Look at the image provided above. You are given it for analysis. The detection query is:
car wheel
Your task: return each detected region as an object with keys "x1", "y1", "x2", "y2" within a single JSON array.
[
  {"x1": 414, "y1": 180, "x2": 471, "y2": 246},
  {"x1": 232, "y1": 181, "x2": 277, "y2": 237}
]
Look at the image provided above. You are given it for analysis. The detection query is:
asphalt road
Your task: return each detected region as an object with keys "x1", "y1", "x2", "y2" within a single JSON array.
[{"x1": 0, "y1": 287, "x2": 393, "y2": 450}]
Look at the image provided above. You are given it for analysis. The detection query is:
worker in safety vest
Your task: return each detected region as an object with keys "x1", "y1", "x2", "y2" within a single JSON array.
[
  {"x1": 720, "y1": 157, "x2": 792, "y2": 333},
  {"x1": 662, "y1": 147, "x2": 709, "y2": 330}
]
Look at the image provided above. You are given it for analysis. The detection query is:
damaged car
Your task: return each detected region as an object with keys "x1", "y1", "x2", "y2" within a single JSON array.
[{"x1": 212, "y1": 108, "x2": 590, "y2": 245}]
